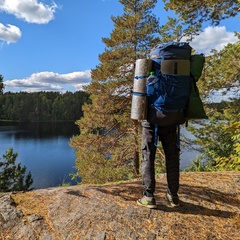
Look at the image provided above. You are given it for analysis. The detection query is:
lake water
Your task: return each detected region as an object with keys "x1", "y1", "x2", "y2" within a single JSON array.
[
  {"x1": 0, "y1": 122, "x2": 80, "y2": 189},
  {"x1": 0, "y1": 122, "x2": 198, "y2": 190}
]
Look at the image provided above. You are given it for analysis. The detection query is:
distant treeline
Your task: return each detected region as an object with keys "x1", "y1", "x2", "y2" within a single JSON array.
[{"x1": 0, "y1": 91, "x2": 90, "y2": 122}]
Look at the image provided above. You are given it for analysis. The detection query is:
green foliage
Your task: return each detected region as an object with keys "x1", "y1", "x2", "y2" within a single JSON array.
[
  {"x1": 185, "y1": 120, "x2": 240, "y2": 172},
  {"x1": 163, "y1": 0, "x2": 239, "y2": 27},
  {"x1": 0, "y1": 91, "x2": 90, "y2": 122},
  {"x1": 213, "y1": 121, "x2": 240, "y2": 171},
  {"x1": 71, "y1": 147, "x2": 133, "y2": 184},
  {"x1": 0, "y1": 148, "x2": 33, "y2": 192},
  {"x1": 158, "y1": 16, "x2": 201, "y2": 43},
  {"x1": 0, "y1": 75, "x2": 4, "y2": 93},
  {"x1": 185, "y1": 156, "x2": 208, "y2": 172},
  {"x1": 186, "y1": 103, "x2": 240, "y2": 172}
]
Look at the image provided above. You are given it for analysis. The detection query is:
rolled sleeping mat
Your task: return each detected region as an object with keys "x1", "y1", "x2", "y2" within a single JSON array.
[
  {"x1": 131, "y1": 93, "x2": 148, "y2": 120},
  {"x1": 131, "y1": 59, "x2": 152, "y2": 120},
  {"x1": 133, "y1": 59, "x2": 152, "y2": 93}
]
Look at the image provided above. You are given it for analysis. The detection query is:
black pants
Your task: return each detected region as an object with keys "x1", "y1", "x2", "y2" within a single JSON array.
[{"x1": 141, "y1": 120, "x2": 180, "y2": 196}]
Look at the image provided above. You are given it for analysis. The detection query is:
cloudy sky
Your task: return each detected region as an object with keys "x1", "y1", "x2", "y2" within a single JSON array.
[{"x1": 0, "y1": 0, "x2": 239, "y2": 93}]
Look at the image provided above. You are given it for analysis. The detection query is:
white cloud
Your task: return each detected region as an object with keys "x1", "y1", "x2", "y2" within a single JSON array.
[
  {"x1": 4, "y1": 70, "x2": 92, "y2": 92},
  {"x1": 187, "y1": 26, "x2": 238, "y2": 55},
  {"x1": 0, "y1": 0, "x2": 58, "y2": 24},
  {"x1": 0, "y1": 23, "x2": 21, "y2": 43}
]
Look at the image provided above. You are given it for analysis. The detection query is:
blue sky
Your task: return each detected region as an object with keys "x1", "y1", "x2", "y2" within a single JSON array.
[{"x1": 0, "y1": 0, "x2": 239, "y2": 93}]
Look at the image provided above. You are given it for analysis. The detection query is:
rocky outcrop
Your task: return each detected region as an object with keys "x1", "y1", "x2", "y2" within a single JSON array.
[{"x1": 1, "y1": 171, "x2": 239, "y2": 240}]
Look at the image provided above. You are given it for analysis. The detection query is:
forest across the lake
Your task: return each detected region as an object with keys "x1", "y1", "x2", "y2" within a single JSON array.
[{"x1": 0, "y1": 91, "x2": 90, "y2": 122}]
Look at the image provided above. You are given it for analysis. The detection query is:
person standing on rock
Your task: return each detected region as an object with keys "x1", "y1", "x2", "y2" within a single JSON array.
[{"x1": 136, "y1": 42, "x2": 193, "y2": 209}]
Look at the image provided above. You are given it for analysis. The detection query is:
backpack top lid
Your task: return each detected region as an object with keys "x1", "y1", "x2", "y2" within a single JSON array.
[{"x1": 150, "y1": 41, "x2": 192, "y2": 64}]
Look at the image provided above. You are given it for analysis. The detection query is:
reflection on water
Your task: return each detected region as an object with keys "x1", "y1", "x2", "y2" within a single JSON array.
[
  {"x1": 0, "y1": 121, "x2": 79, "y2": 138},
  {"x1": 0, "y1": 122, "x2": 80, "y2": 189},
  {"x1": 0, "y1": 122, "x2": 199, "y2": 189}
]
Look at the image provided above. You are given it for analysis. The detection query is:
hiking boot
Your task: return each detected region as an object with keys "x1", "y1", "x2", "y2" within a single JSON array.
[
  {"x1": 137, "y1": 195, "x2": 157, "y2": 209},
  {"x1": 165, "y1": 192, "x2": 180, "y2": 208}
]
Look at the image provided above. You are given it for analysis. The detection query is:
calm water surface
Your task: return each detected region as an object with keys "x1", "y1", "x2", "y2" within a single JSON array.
[
  {"x1": 0, "y1": 122, "x2": 198, "y2": 190},
  {"x1": 0, "y1": 122, "x2": 79, "y2": 189}
]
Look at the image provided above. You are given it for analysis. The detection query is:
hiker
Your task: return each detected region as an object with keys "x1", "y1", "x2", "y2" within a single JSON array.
[
  {"x1": 133, "y1": 42, "x2": 206, "y2": 209},
  {"x1": 135, "y1": 42, "x2": 194, "y2": 209}
]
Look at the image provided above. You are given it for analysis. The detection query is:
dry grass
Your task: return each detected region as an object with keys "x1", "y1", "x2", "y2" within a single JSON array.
[
  {"x1": 12, "y1": 191, "x2": 49, "y2": 216},
  {"x1": 4, "y1": 171, "x2": 240, "y2": 240}
]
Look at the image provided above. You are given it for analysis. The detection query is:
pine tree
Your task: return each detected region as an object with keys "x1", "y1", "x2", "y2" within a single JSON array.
[
  {"x1": 163, "y1": 0, "x2": 239, "y2": 27},
  {"x1": 0, "y1": 148, "x2": 33, "y2": 192},
  {"x1": 70, "y1": 0, "x2": 160, "y2": 183}
]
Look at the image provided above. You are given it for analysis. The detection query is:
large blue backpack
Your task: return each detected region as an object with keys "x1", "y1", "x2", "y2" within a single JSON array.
[{"x1": 146, "y1": 42, "x2": 193, "y2": 125}]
